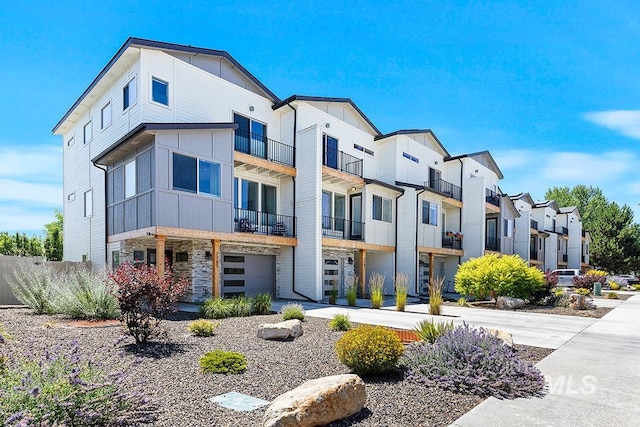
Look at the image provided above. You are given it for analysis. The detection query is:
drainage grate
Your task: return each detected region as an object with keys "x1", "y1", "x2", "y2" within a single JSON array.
[{"x1": 209, "y1": 392, "x2": 270, "y2": 412}]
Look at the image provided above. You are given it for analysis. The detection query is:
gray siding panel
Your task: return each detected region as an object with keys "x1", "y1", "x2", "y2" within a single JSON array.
[
  {"x1": 180, "y1": 195, "x2": 213, "y2": 230},
  {"x1": 113, "y1": 204, "x2": 124, "y2": 235},
  {"x1": 137, "y1": 149, "x2": 152, "y2": 192},
  {"x1": 124, "y1": 199, "x2": 137, "y2": 231},
  {"x1": 113, "y1": 166, "x2": 124, "y2": 202},
  {"x1": 157, "y1": 192, "x2": 180, "y2": 227},
  {"x1": 137, "y1": 192, "x2": 153, "y2": 228}
]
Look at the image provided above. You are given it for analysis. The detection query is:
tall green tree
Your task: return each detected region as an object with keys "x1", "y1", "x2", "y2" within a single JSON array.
[
  {"x1": 44, "y1": 210, "x2": 63, "y2": 261},
  {"x1": 0, "y1": 231, "x2": 42, "y2": 256},
  {"x1": 545, "y1": 186, "x2": 640, "y2": 273}
]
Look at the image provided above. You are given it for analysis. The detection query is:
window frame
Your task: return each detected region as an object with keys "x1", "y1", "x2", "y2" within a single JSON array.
[
  {"x1": 172, "y1": 152, "x2": 222, "y2": 198},
  {"x1": 123, "y1": 77, "x2": 137, "y2": 111},
  {"x1": 124, "y1": 159, "x2": 136, "y2": 199},
  {"x1": 422, "y1": 200, "x2": 438, "y2": 226},
  {"x1": 151, "y1": 77, "x2": 169, "y2": 106},
  {"x1": 84, "y1": 189, "x2": 93, "y2": 217},
  {"x1": 101, "y1": 102, "x2": 112, "y2": 130},
  {"x1": 373, "y1": 195, "x2": 393, "y2": 223},
  {"x1": 83, "y1": 121, "x2": 92, "y2": 144}
]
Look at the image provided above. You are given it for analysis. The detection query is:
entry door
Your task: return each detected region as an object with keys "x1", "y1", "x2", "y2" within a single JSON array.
[
  {"x1": 323, "y1": 258, "x2": 342, "y2": 297},
  {"x1": 324, "y1": 135, "x2": 338, "y2": 169},
  {"x1": 350, "y1": 194, "x2": 362, "y2": 239},
  {"x1": 486, "y1": 218, "x2": 498, "y2": 250},
  {"x1": 250, "y1": 120, "x2": 267, "y2": 158}
]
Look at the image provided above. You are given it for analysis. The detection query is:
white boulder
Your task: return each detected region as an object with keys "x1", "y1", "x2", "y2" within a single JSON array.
[{"x1": 257, "y1": 319, "x2": 303, "y2": 340}]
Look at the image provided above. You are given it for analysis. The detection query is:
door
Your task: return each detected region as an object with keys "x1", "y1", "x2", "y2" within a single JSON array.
[
  {"x1": 486, "y1": 218, "x2": 498, "y2": 250},
  {"x1": 323, "y1": 135, "x2": 338, "y2": 169},
  {"x1": 323, "y1": 258, "x2": 342, "y2": 297},
  {"x1": 429, "y1": 168, "x2": 441, "y2": 191},
  {"x1": 233, "y1": 113, "x2": 250, "y2": 153},
  {"x1": 322, "y1": 191, "x2": 332, "y2": 231},
  {"x1": 350, "y1": 194, "x2": 362, "y2": 239},
  {"x1": 250, "y1": 120, "x2": 267, "y2": 158}
]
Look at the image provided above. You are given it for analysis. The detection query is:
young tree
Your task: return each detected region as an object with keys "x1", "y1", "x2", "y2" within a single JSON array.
[{"x1": 44, "y1": 210, "x2": 63, "y2": 261}]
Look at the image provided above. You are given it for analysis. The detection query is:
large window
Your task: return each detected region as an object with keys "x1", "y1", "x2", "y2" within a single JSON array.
[
  {"x1": 101, "y1": 102, "x2": 112, "y2": 129},
  {"x1": 123, "y1": 77, "x2": 136, "y2": 110},
  {"x1": 234, "y1": 178, "x2": 274, "y2": 214},
  {"x1": 503, "y1": 218, "x2": 513, "y2": 237},
  {"x1": 83, "y1": 121, "x2": 92, "y2": 144},
  {"x1": 152, "y1": 77, "x2": 168, "y2": 105},
  {"x1": 233, "y1": 113, "x2": 267, "y2": 157},
  {"x1": 172, "y1": 153, "x2": 221, "y2": 197},
  {"x1": 125, "y1": 159, "x2": 136, "y2": 198},
  {"x1": 422, "y1": 200, "x2": 438, "y2": 226},
  {"x1": 84, "y1": 189, "x2": 93, "y2": 217},
  {"x1": 373, "y1": 195, "x2": 392, "y2": 223}
]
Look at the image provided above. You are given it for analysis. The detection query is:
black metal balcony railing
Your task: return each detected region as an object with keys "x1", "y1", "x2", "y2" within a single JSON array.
[
  {"x1": 234, "y1": 208, "x2": 296, "y2": 237},
  {"x1": 425, "y1": 179, "x2": 462, "y2": 201},
  {"x1": 486, "y1": 189, "x2": 501, "y2": 207},
  {"x1": 234, "y1": 129, "x2": 295, "y2": 167},
  {"x1": 321, "y1": 216, "x2": 364, "y2": 240},
  {"x1": 323, "y1": 146, "x2": 363, "y2": 177},
  {"x1": 530, "y1": 249, "x2": 538, "y2": 260},
  {"x1": 485, "y1": 236, "x2": 500, "y2": 251},
  {"x1": 530, "y1": 219, "x2": 538, "y2": 230},
  {"x1": 442, "y1": 233, "x2": 462, "y2": 250},
  {"x1": 556, "y1": 226, "x2": 569, "y2": 235}
]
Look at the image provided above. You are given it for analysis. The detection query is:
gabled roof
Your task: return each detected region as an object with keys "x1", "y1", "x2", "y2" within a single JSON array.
[
  {"x1": 273, "y1": 95, "x2": 381, "y2": 136},
  {"x1": 444, "y1": 150, "x2": 504, "y2": 179},
  {"x1": 510, "y1": 192, "x2": 535, "y2": 206},
  {"x1": 375, "y1": 129, "x2": 450, "y2": 157},
  {"x1": 54, "y1": 37, "x2": 279, "y2": 134},
  {"x1": 364, "y1": 178, "x2": 404, "y2": 194},
  {"x1": 559, "y1": 206, "x2": 582, "y2": 221},
  {"x1": 501, "y1": 194, "x2": 521, "y2": 218},
  {"x1": 533, "y1": 200, "x2": 560, "y2": 212}
]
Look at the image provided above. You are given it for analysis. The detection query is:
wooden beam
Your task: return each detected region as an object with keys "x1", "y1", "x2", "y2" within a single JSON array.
[
  {"x1": 358, "y1": 249, "x2": 367, "y2": 297},
  {"x1": 155, "y1": 235, "x2": 166, "y2": 278},
  {"x1": 211, "y1": 239, "x2": 221, "y2": 298},
  {"x1": 154, "y1": 226, "x2": 297, "y2": 246},
  {"x1": 234, "y1": 151, "x2": 296, "y2": 177},
  {"x1": 322, "y1": 166, "x2": 365, "y2": 186},
  {"x1": 322, "y1": 238, "x2": 395, "y2": 252},
  {"x1": 417, "y1": 245, "x2": 464, "y2": 257},
  {"x1": 485, "y1": 203, "x2": 501, "y2": 214},
  {"x1": 442, "y1": 198, "x2": 463, "y2": 209}
]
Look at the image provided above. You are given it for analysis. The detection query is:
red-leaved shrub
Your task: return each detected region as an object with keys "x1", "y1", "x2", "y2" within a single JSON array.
[{"x1": 108, "y1": 262, "x2": 189, "y2": 344}]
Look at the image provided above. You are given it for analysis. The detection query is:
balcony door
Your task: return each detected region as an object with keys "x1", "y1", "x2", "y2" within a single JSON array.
[
  {"x1": 323, "y1": 134, "x2": 338, "y2": 169},
  {"x1": 350, "y1": 194, "x2": 362, "y2": 240},
  {"x1": 234, "y1": 113, "x2": 266, "y2": 158},
  {"x1": 429, "y1": 168, "x2": 441, "y2": 191},
  {"x1": 486, "y1": 217, "x2": 497, "y2": 250}
]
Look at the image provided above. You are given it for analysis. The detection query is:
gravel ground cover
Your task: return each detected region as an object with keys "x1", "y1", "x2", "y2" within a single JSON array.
[
  {"x1": 0, "y1": 309, "x2": 551, "y2": 427},
  {"x1": 448, "y1": 301, "x2": 613, "y2": 318}
]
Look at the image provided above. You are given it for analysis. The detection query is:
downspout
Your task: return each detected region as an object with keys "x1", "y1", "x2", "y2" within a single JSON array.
[
  {"x1": 91, "y1": 161, "x2": 108, "y2": 265},
  {"x1": 415, "y1": 188, "x2": 426, "y2": 296},
  {"x1": 286, "y1": 101, "x2": 314, "y2": 302},
  {"x1": 394, "y1": 191, "x2": 403, "y2": 287}
]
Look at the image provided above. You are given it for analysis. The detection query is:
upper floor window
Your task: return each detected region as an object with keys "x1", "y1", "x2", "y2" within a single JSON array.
[
  {"x1": 83, "y1": 121, "x2": 92, "y2": 144},
  {"x1": 84, "y1": 189, "x2": 93, "y2": 217},
  {"x1": 123, "y1": 77, "x2": 136, "y2": 110},
  {"x1": 503, "y1": 218, "x2": 513, "y2": 237},
  {"x1": 402, "y1": 152, "x2": 419, "y2": 163},
  {"x1": 172, "y1": 153, "x2": 220, "y2": 197},
  {"x1": 101, "y1": 102, "x2": 112, "y2": 129},
  {"x1": 354, "y1": 144, "x2": 374, "y2": 156},
  {"x1": 152, "y1": 77, "x2": 168, "y2": 106},
  {"x1": 422, "y1": 200, "x2": 438, "y2": 226},
  {"x1": 373, "y1": 195, "x2": 392, "y2": 223},
  {"x1": 125, "y1": 159, "x2": 136, "y2": 198}
]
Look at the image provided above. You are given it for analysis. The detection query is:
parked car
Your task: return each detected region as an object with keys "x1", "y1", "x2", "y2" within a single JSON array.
[
  {"x1": 609, "y1": 274, "x2": 640, "y2": 286},
  {"x1": 551, "y1": 269, "x2": 582, "y2": 286}
]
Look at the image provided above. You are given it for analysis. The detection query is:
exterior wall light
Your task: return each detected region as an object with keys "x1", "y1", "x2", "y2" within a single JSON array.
[{"x1": 249, "y1": 106, "x2": 255, "y2": 111}]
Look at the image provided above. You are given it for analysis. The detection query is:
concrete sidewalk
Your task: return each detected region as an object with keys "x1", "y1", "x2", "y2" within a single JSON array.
[
  {"x1": 451, "y1": 294, "x2": 640, "y2": 427},
  {"x1": 273, "y1": 300, "x2": 597, "y2": 349}
]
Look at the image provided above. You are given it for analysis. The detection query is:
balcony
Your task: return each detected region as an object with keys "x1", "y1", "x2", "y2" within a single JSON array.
[
  {"x1": 530, "y1": 249, "x2": 538, "y2": 260},
  {"x1": 556, "y1": 226, "x2": 569, "y2": 235},
  {"x1": 485, "y1": 236, "x2": 500, "y2": 251},
  {"x1": 442, "y1": 233, "x2": 462, "y2": 250},
  {"x1": 485, "y1": 189, "x2": 501, "y2": 207},
  {"x1": 323, "y1": 146, "x2": 363, "y2": 177},
  {"x1": 425, "y1": 179, "x2": 462, "y2": 201},
  {"x1": 530, "y1": 219, "x2": 538, "y2": 230},
  {"x1": 234, "y1": 208, "x2": 296, "y2": 237},
  {"x1": 322, "y1": 216, "x2": 364, "y2": 240},
  {"x1": 234, "y1": 129, "x2": 295, "y2": 167}
]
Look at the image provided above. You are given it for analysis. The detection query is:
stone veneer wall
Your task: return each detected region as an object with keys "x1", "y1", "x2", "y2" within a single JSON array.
[{"x1": 322, "y1": 248, "x2": 356, "y2": 292}]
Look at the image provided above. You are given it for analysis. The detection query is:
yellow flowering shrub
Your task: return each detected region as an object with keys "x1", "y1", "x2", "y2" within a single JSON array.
[{"x1": 335, "y1": 325, "x2": 404, "y2": 376}]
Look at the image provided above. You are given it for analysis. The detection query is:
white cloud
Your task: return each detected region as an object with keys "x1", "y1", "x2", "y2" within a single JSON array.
[
  {"x1": 0, "y1": 179, "x2": 62, "y2": 206},
  {"x1": 0, "y1": 205, "x2": 57, "y2": 234},
  {"x1": 540, "y1": 151, "x2": 634, "y2": 183},
  {"x1": 583, "y1": 110, "x2": 640, "y2": 140},
  {"x1": 628, "y1": 182, "x2": 640, "y2": 195},
  {"x1": 0, "y1": 144, "x2": 62, "y2": 181}
]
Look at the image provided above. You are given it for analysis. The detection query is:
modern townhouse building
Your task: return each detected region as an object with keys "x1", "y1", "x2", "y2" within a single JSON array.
[
  {"x1": 511, "y1": 193, "x2": 546, "y2": 269},
  {"x1": 558, "y1": 206, "x2": 591, "y2": 271}
]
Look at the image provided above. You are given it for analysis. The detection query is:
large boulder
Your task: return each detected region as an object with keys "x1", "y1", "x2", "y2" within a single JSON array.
[
  {"x1": 496, "y1": 296, "x2": 526, "y2": 310},
  {"x1": 569, "y1": 294, "x2": 588, "y2": 310},
  {"x1": 485, "y1": 328, "x2": 514, "y2": 347},
  {"x1": 263, "y1": 374, "x2": 366, "y2": 427},
  {"x1": 257, "y1": 319, "x2": 303, "y2": 340}
]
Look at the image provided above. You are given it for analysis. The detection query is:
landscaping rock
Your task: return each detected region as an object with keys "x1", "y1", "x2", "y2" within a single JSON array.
[
  {"x1": 263, "y1": 374, "x2": 366, "y2": 427},
  {"x1": 496, "y1": 297, "x2": 525, "y2": 310},
  {"x1": 569, "y1": 294, "x2": 587, "y2": 310},
  {"x1": 257, "y1": 319, "x2": 303, "y2": 340},
  {"x1": 486, "y1": 328, "x2": 513, "y2": 347}
]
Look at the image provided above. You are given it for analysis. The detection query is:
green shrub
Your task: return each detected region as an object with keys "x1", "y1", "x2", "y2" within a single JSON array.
[
  {"x1": 329, "y1": 314, "x2": 351, "y2": 331},
  {"x1": 606, "y1": 291, "x2": 619, "y2": 299},
  {"x1": 187, "y1": 319, "x2": 219, "y2": 337},
  {"x1": 554, "y1": 288, "x2": 565, "y2": 297},
  {"x1": 336, "y1": 325, "x2": 404, "y2": 376},
  {"x1": 280, "y1": 302, "x2": 305, "y2": 321},
  {"x1": 455, "y1": 254, "x2": 544, "y2": 300},
  {"x1": 608, "y1": 281, "x2": 621, "y2": 291},
  {"x1": 346, "y1": 285, "x2": 358, "y2": 307},
  {"x1": 0, "y1": 354, "x2": 7, "y2": 375},
  {"x1": 413, "y1": 319, "x2": 454, "y2": 343},
  {"x1": 369, "y1": 273, "x2": 385, "y2": 309},
  {"x1": 395, "y1": 273, "x2": 409, "y2": 312},
  {"x1": 251, "y1": 293, "x2": 272, "y2": 315},
  {"x1": 9, "y1": 262, "x2": 55, "y2": 314},
  {"x1": 200, "y1": 297, "x2": 233, "y2": 319},
  {"x1": 229, "y1": 296, "x2": 252, "y2": 317},
  {"x1": 199, "y1": 350, "x2": 247, "y2": 374},
  {"x1": 575, "y1": 288, "x2": 590, "y2": 296},
  {"x1": 429, "y1": 277, "x2": 445, "y2": 315},
  {"x1": 635, "y1": 284, "x2": 640, "y2": 292},
  {"x1": 554, "y1": 293, "x2": 572, "y2": 308},
  {"x1": 328, "y1": 280, "x2": 338, "y2": 304},
  {"x1": 50, "y1": 268, "x2": 120, "y2": 320},
  {"x1": 456, "y1": 297, "x2": 469, "y2": 307}
]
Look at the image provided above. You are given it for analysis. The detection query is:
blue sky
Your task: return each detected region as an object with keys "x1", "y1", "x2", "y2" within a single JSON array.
[{"x1": 1, "y1": 0, "x2": 639, "y2": 235}]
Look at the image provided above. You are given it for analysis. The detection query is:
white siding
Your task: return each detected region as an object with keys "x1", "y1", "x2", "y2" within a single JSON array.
[
  {"x1": 396, "y1": 188, "x2": 419, "y2": 295},
  {"x1": 461, "y1": 175, "x2": 485, "y2": 261}
]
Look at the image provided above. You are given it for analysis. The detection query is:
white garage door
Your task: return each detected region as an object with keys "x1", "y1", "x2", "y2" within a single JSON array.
[{"x1": 221, "y1": 253, "x2": 275, "y2": 297}]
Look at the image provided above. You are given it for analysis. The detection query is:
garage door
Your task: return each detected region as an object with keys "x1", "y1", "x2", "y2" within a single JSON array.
[{"x1": 221, "y1": 254, "x2": 275, "y2": 298}]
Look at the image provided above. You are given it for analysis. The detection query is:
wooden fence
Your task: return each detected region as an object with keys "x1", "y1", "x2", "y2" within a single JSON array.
[{"x1": 0, "y1": 256, "x2": 91, "y2": 305}]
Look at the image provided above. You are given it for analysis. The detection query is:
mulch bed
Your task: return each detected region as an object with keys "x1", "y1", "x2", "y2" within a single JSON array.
[{"x1": 0, "y1": 309, "x2": 551, "y2": 427}]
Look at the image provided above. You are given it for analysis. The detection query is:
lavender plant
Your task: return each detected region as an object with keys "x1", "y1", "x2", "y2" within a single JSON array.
[
  {"x1": 0, "y1": 340, "x2": 157, "y2": 425},
  {"x1": 400, "y1": 324, "x2": 545, "y2": 399}
]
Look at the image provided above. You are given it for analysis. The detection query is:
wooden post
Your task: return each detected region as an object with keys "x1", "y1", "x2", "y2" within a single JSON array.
[
  {"x1": 211, "y1": 239, "x2": 221, "y2": 298},
  {"x1": 358, "y1": 249, "x2": 367, "y2": 297},
  {"x1": 156, "y1": 235, "x2": 166, "y2": 278},
  {"x1": 428, "y1": 252, "x2": 434, "y2": 287}
]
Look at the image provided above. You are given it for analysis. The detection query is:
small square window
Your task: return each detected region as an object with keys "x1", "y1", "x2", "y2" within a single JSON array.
[
  {"x1": 67, "y1": 192, "x2": 75, "y2": 202},
  {"x1": 101, "y1": 102, "x2": 112, "y2": 129},
  {"x1": 152, "y1": 77, "x2": 168, "y2": 105},
  {"x1": 83, "y1": 121, "x2": 92, "y2": 144},
  {"x1": 123, "y1": 77, "x2": 136, "y2": 110}
]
